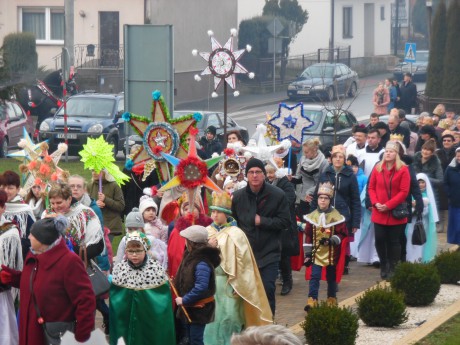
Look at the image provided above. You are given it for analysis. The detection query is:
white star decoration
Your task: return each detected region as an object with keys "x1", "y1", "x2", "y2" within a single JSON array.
[
  {"x1": 193, "y1": 29, "x2": 254, "y2": 96},
  {"x1": 241, "y1": 124, "x2": 291, "y2": 161},
  {"x1": 268, "y1": 103, "x2": 314, "y2": 144},
  {"x1": 154, "y1": 132, "x2": 167, "y2": 147}
]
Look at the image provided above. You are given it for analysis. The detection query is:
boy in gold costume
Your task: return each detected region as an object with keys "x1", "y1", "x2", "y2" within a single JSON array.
[{"x1": 303, "y1": 182, "x2": 348, "y2": 311}]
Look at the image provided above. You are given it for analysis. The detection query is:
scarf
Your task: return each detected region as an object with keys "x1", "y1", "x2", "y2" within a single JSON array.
[
  {"x1": 300, "y1": 150, "x2": 326, "y2": 171},
  {"x1": 210, "y1": 217, "x2": 238, "y2": 232},
  {"x1": 4, "y1": 195, "x2": 36, "y2": 238}
]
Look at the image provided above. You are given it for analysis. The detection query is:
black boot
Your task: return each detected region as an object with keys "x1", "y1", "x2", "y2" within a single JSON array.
[
  {"x1": 380, "y1": 261, "x2": 388, "y2": 280},
  {"x1": 344, "y1": 255, "x2": 350, "y2": 275},
  {"x1": 102, "y1": 317, "x2": 109, "y2": 335},
  {"x1": 281, "y1": 277, "x2": 293, "y2": 296}
]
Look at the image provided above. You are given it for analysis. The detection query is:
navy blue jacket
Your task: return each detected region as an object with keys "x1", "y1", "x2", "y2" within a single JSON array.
[
  {"x1": 444, "y1": 160, "x2": 460, "y2": 207},
  {"x1": 311, "y1": 165, "x2": 361, "y2": 231}
]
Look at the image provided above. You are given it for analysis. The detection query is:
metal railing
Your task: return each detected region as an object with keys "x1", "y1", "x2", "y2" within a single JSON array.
[
  {"x1": 417, "y1": 93, "x2": 460, "y2": 114},
  {"x1": 53, "y1": 44, "x2": 124, "y2": 70}
]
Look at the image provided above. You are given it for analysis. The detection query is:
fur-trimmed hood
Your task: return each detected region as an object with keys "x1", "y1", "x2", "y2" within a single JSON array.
[{"x1": 413, "y1": 151, "x2": 442, "y2": 176}]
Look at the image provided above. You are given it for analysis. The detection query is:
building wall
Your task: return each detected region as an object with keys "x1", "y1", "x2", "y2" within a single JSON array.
[
  {"x1": 149, "y1": 0, "x2": 238, "y2": 103},
  {"x1": 237, "y1": 0, "x2": 391, "y2": 59},
  {"x1": 0, "y1": 0, "x2": 144, "y2": 70}
]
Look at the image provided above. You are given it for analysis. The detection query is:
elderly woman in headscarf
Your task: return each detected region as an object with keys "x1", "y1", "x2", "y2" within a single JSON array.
[{"x1": 406, "y1": 173, "x2": 438, "y2": 263}]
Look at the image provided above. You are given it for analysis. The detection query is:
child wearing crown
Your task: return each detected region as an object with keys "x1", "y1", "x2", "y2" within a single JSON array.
[
  {"x1": 303, "y1": 182, "x2": 348, "y2": 311},
  {"x1": 204, "y1": 191, "x2": 272, "y2": 345},
  {"x1": 110, "y1": 231, "x2": 175, "y2": 345}
]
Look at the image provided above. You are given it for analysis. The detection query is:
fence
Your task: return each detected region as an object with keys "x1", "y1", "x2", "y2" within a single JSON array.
[
  {"x1": 417, "y1": 93, "x2": 460, "y2": 114},
  {"x1": 53, "y1": 44, "x2": 124, "y2": 70}
]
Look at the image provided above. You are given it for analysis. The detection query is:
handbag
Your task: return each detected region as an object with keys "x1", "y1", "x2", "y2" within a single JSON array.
[
  {"x1": 412, "y1": 215, "x2": 427, "y2": 245},
  {"x1": 383, "y1": 171, "x2": 410, "y2": 219},
  {"x1": 79, "y1": 246, "x2": 110, "y2": 297},
  {"x1": 30, "y1": 265, "x2": 75, "y2": 345}
]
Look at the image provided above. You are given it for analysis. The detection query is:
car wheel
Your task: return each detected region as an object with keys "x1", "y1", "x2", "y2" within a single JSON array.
[
  {"x1": 107, "y1": 136, "x2": 118, "y2": 159},
  {"x1": 327, "y1": 87, "x2": 335, "y2": 101},
  {"x1": 0, "y1": 137, "x2": 8, "y2": 158},
  {"x1": 348, "y1": 82, "x2": 357, "y2": 98}
]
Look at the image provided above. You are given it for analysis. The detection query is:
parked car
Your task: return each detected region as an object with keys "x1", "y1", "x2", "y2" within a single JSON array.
[
  {"x1": 39, "y1": 93, "x2": 125, "y2": 156},
  {"x1": 173, "y1": 110, "x2": 250, "y2": 145},
  {"x1": 0, "y1": 99, "x2": 35, "y2": 157},
  {"x1": 287, "y1": 63, "x2": 359, "y2": 101},
  {"x1": 393, "y1": 50, "x2": 429, "y2": 81},
  {"x1": 276, "y1": 104, "x2": 359, "y2": 153}
]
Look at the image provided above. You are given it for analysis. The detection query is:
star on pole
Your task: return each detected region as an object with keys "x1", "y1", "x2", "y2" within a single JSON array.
[{"x1": 268, "y1": 103, "x2": 314, "y2": 144}]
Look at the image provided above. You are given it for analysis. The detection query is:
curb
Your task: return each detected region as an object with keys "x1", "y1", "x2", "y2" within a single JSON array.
[
  {"x1": 289, "y1": 244, "x2": 459, "y2": 338},
  {"x1": 393, "y1": 299, "x2": 460, "y2": 345}
]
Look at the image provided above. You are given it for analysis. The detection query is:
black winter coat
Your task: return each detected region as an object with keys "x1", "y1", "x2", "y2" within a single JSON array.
[
  {"x1": 444, "y1": 160, "x2": 460, "y2": 208},
  {"x1": 311, "y1": 165, "x2": 361, "y2": 232},
  {"x1": 399, "y1": 80, "x2": 417, "y2": 114},
  {"x1": 231, "y1": 182, "x2": 291, "y2": 268},
  {"x1": 390, "y1": 124, "x2": 411, "y2": 149},
  {"x1": 199, "y1": 137, "x2": 222, "y2": 158},
  {"x1": 401, "y1": 155, "x2": 424, "y2": 222},
  {"x1": 268, "y1": 176, "x2": 299, "y2": 256}
]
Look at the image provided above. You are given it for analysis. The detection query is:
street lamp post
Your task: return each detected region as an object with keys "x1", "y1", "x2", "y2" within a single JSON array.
[{"x1": 426, "y1": 0, "x2": 433, "y2": 50}]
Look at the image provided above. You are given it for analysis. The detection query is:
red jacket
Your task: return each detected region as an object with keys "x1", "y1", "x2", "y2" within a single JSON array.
[
  {"x1": 8, "y1": 238, "x2": 95, "y2": 345},
  {"x1": 368, "y1": 163, "x2": 411, "y2": 225}
]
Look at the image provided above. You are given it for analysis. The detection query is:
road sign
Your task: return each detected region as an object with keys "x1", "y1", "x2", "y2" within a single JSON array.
[
  {"x1": 404, "y1": 43, "x2": 416, "y2": 63},
  {"x1": 267, "y1": 17, "x2": 284, "y2": 37}
]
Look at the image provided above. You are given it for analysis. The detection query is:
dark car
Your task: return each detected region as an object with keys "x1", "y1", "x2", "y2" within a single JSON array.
[
  {"x1": 39, "y1": 93, "x2": 125, "y2": 156},
  {"x1": 393, "y1": 50, "x2": 429, "y2": 81},
  {"x1": 287, "y1": 63, "x2": 359, "y2": 101},
  {"x1": 0, "y1": 100, "x2": 35, "y2": 157},
  {"x1": 173, "y1": 110, "x2": 249, "y2": 145},
  {"x1": 282, "y1": 104, "x2": 359, "y2": 153}
]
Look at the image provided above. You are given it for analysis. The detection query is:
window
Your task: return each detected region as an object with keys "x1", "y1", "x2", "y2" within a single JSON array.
[
  {"x1": 20, "y1": 7, "x2": 64, "y2": 43},
  {"x1": 207, "y1": 114, "x2": 221, "y2": 128},
  {"x1": 380, "y1": 6, "x2": 385, "y2": 20},
  {"x1": 343, "y1": 7, "x2": 353, "y2": 38}
]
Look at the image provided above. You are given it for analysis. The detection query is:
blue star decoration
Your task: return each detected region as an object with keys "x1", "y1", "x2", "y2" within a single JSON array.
[
  {"x1": 283, "y1": 115, "x2": 297, "y2": 129},
  {"x1": 268, "y1": 103, "x2": 314, "y2": 144}
]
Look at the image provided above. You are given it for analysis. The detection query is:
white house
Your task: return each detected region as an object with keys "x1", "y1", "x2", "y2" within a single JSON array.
[{"x1": 238, "y1": 0, "x2": 392, "y2": 58}]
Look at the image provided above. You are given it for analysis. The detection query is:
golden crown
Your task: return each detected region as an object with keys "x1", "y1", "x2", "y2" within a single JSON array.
[
  {"x1": 317, "y1": 182, "x2": 334, "y2": 198},
  {"x1": 389, "y1": 133, "x2": 405, "y2": 142},
  {"x1": 209, "y1": 191, "x2": 232, "y2": 214}
]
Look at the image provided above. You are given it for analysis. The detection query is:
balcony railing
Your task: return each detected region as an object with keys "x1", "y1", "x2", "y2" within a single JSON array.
[{"x1": 53, "y1": 44, "x2": 124, "y2": 70}]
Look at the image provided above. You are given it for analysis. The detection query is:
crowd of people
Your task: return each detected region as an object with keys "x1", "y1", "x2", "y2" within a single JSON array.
[{"x1": 0, "y1": 95, "x2": 460, "y2": 344}]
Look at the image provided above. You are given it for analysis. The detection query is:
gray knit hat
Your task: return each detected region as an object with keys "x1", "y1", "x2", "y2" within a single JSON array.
[{"x1": 125, "y1": 208, "x2": 144, "y2": 229}]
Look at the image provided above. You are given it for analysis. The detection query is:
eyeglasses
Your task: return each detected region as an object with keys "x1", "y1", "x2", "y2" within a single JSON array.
[
  {"x1": 69, "y1": 184, "x2": 84, "y2": 189},
  {"x1": 247, "y1": 170, "x2": 264, "y2": 176},
  {"x1": 126, "y1": 250, "x2": 145, "y2": 255}
]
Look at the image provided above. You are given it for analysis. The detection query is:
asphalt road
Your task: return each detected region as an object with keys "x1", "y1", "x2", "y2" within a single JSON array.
[{"x1": 177, "y1": 73, "x2": 426, "y2": 138}]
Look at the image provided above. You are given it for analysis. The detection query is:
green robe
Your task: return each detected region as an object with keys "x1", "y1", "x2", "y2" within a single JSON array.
[{"x1": 109, "y1": 258, "x2": 175, "y2": 345}]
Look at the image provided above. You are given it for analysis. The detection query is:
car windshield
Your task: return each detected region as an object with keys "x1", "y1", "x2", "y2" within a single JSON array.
[
  {"x1": 417, "y1": 51, "x2": 429, "y2": 62},
  {"x1": 300, "y1": 66, "x2": 334, "y2": 79},
  {"x1": 56, "y1": 98, "x2": 115, "y2": 117}
]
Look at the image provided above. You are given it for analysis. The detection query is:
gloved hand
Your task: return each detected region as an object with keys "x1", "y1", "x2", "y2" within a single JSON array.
[
  {"x1": 329, "y1": 235, "x2": 341, "y2": 246},
  {"x1": 0, "y1": 265, "x2": 14, "y2": 285},
  {"x1": 304, "y1": 253, "x2": 313, "y2": 267}
]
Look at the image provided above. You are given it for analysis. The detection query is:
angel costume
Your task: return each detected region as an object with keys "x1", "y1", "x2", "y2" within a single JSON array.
[
  {"x1": 0, "y1": 217, "x2": 23, "y2": 345},
  {"x1": 406, "y1": 173, "x2": 438, "y2": 263},
  {"x1": 204, "y1": 219, "x2": 272, "y2": 345},
  {"x1": 110, "y1": 256, "x2": 175, "y2": 345}
]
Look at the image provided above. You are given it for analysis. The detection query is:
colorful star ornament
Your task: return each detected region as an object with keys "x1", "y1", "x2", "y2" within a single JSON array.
[
  {"x1": 18, "y1": 141, "x2": 69, "y2": 195},
  {"x1": 158, "y1": 127, "x2": 224, "y2": 212},
  {"x1": 7, "y1": 128, "x2": 47, "y2": 162},
  {"x1": 192, "y1": 28, "x2": 255, "y2": 98},
  {"x1": 268, "y1": 102, "x2": 315, "y2": 144},
  {"x1": 79, "y1": 136, "x2": 130, "y2": 192},
  {"x1": 241, "y1": 124, "x2": 291, "y2": 161},
  {"x1": 123, "y1": 90, "x2": 200, "y2": 183}
]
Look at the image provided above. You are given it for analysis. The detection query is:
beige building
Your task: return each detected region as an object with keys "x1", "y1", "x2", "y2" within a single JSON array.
[{"x1": 0, "y1": 0, "x2": 239, "y2": 103}]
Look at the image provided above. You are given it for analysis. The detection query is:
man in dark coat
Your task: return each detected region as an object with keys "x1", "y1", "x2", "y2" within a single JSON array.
[
  {"x1": 388, "y1": 113, "x2": 411, "y2": 149},
  {"x1": 399, "y1": 72, "x2": 417, "y2": 115},
  {"x1": 231, "y1": 158, "x2": 291, "y2": 315}
]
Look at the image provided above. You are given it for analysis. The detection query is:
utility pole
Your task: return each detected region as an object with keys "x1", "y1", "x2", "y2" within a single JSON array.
[
  {"x1": 64, "y1": 0, "x2": 74, "y2": 67},
  {"x1": 426, "y1": 1, "x2": 433, "y2": 50},
  {"x1": 330, "y1": 0, "x2": 335, "y2": 62},
  {"x1": 394, "y1": 0, "x2": 399, "y2": 56}
]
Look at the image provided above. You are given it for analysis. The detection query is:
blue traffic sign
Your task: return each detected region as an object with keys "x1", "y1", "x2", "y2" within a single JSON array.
[{"x1": 404, "y1": 43, "x2": 416, "y2": 63}]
